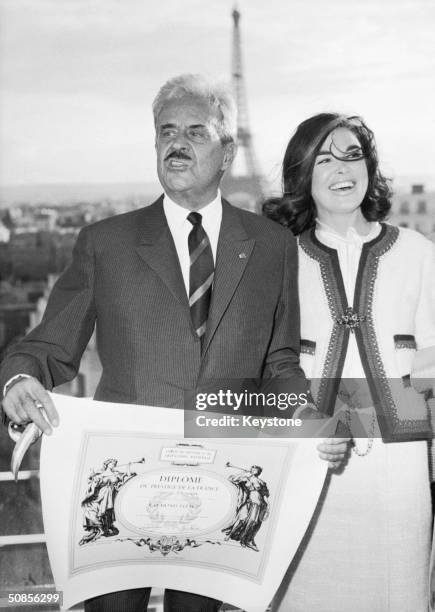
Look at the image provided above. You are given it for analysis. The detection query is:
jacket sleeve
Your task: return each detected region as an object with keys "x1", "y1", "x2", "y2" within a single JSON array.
[
  {"x1": 412, "y1": 238, "x2": 435, "y2": 392},
  {"x1": 263, "y1": 232, "x2": 306, "y2": 384},
  {"x1": 414, "y1": 238, "x2": 435, "y2": 350},
  {"x1": 0, "y1": 225, "x2": 97, "y2": 391}
]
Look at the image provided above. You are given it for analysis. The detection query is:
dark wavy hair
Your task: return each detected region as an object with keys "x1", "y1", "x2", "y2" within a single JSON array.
[{"x1": 263, "y1": 113, "x2": 392, "y2": 235}]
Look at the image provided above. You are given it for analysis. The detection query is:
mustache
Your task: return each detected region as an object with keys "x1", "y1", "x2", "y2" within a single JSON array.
[{"x1": 165, "y1": 150, "x2": 192, "y2": 161}]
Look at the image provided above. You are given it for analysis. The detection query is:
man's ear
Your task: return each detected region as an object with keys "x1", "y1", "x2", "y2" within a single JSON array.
[{"x1": 222, "y1": 141, "x2": 237, "y2": 170}]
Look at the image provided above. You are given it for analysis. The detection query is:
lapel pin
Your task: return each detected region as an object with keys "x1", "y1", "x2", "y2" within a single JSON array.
[{"x1": 239, "y1": 253, "x2": 247, "y2": 259}]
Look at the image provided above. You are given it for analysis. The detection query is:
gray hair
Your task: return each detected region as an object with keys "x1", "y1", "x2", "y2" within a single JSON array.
[{"x1": 152, "y1": 73, "x2": 237, "y2": 144}]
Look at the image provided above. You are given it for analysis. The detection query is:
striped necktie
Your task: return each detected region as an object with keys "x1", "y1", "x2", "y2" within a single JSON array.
[{"x1": 187, "y1": 211, "x2": 214, "y2": 342}]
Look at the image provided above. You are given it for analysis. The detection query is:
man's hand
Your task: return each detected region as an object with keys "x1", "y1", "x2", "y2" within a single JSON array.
[
  {"x1": 2, "y1": 377, "x2": 59, "y2": 435},
  {"x1": 317, "y1": 437, "x2": 350, "y2": 470}
]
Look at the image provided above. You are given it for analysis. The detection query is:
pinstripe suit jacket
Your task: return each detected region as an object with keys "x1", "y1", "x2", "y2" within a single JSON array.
[{"x1": 0, "y1": 197, "x2": 303, "y2": 407}]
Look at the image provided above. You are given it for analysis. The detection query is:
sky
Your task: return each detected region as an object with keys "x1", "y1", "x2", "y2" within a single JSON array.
[{"x1": 0, "y1": 0, "x2": 434, "y2": 191}]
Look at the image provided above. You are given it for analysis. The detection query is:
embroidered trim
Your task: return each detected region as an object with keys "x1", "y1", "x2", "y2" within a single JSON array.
[
  {"x1": 352, "y1": 225, "x2": 398, "y2": 437},
  {"x1": 353, "y1": 225, "x2": 429, "y2": 439},
  {"x1": 300, "y1": 339, "x2": 316, "y2": 355},
  {"x1": 393, "y1": 334, "x2": 417, "y2": 350},
  {"x1": 299, "y1": 229, "x2": 351, "y2": 415}
]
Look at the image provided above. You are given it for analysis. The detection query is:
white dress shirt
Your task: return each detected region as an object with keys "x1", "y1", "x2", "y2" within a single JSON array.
[{"x1": 163, "y1": 192, "x2": 222, "y2": 296}]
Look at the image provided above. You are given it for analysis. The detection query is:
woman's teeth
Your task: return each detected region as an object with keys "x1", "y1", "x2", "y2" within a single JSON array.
[{"x1": 329, "y1": 181, "x2": 355, "y2": 191}]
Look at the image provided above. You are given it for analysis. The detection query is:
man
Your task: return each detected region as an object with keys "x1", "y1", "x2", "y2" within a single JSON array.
[{"x1": 1, "y1": 74, "x2": 346, "y2": 611}]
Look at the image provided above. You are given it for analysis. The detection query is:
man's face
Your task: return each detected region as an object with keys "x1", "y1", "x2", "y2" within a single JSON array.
[{"x1": 155, "y1": 95, "x2": 235, "y2": 208}]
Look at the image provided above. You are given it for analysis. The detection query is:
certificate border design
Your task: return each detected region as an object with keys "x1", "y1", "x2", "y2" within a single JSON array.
[{"x1": 69, "y1": 431, "x2": 294, "y2": 584}]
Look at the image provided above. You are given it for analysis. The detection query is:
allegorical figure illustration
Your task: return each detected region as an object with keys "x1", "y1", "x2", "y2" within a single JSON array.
[
  {"x1": 222, "y1": 463, "x2": 269, "y2": 552},
  {"x1": 79, "y1": 457, "x2": 144, "y2": 545}
]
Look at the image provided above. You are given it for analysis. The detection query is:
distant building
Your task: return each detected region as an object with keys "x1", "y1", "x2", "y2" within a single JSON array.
[
  {"x1": 0, "y1": 302, "x2": 34, "y2": 355},
  {"x1": 34, "y1": 208, "x2": 58, "y2": 231},
  {"x1": 0, "y1": 219, "x2": 10, "y2": 242},
  {"x1": 5, "y1": 228, "x2": 78, "y2": 281},
  {"x1": 390, "y1": 183, "x2": 435, "y2": 235},
  {"x1": 0, "y1": 280, "x2": 46, "y2": 355}
]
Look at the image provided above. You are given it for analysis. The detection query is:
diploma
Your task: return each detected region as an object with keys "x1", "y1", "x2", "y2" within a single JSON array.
[{"x1": 39, "y1": 394, "x2": 327, "y2": 612}]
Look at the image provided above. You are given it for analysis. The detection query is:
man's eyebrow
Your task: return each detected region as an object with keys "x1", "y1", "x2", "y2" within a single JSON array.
[
  {"x1": 159, "y1": 122, "x2": 177, "y2": 130},
  {"x1": 158, "y1": 122, "x2": 208, "y2": 130}
]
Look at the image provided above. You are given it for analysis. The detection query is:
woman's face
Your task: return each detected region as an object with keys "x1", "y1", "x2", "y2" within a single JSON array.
[{"x1": 311, "y1": 127, "x2": 369, "y2": 223}]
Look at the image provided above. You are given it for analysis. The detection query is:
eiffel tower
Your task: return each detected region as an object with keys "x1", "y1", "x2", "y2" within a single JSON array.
[{"x1": 221, "y1": 6, "x2": 265, "y2": 214}]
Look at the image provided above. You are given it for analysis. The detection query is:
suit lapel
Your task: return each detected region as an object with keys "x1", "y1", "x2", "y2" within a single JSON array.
[
  {"x1": 202, "y1": 199, "x2": 255, "y2": 354},
  {"x1": 135, "y1": 196, "x2": 189, "y2": 310},
  {"x1": 134, "y1": 196, "x2": 255, "y2": 350}
]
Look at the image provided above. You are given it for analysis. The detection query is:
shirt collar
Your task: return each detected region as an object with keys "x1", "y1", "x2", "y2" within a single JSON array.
[
  {"x1": 315, "y1": 218, "x2": 380, "y2": 245},
  {"x1": 163, "y1": 191, "x2": 222, "y2": 230}
]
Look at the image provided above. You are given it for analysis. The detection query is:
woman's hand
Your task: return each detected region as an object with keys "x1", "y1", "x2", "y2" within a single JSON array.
[{"x1": 317, "y1": 437, "x2": 351, "y2": 470}]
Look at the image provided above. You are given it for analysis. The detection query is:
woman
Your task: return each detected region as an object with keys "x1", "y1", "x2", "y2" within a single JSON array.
[
  {"x1": 222, "y1": 465, "x2": 269, "y2": 551},
  {"x1": 264, "y1": 113, "x2": 435, "y2": 611},
  {"x1": 79, "y1": 458, "x2": 136, "y2": 545}
]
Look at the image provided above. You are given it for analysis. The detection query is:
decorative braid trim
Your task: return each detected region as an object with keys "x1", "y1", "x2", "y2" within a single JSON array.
[
  {"x1": 353, "y1": 225, "x2": 426, "y2": 437},
  {"x1": 300, "y1": 339, "x2": 316, "y2": 355},
  {"x1": 395, "y1": 340, "x2": 417, "y2": 350},
  {"x1": 299, "y1": 230, "x2": 350, "y2": 415},
  {"x1": 393, "y1": 334, "x2": 417, "y2": 350}
]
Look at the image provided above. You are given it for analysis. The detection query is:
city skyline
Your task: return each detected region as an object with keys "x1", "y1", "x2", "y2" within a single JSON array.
[{"x1": 1, "y1": 0, "x2": 434, "y2": 191}]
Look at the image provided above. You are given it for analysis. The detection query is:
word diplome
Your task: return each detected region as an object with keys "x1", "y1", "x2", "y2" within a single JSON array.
[{"x1": 195, "y1": 415, "x2": 302, "y2": 429}]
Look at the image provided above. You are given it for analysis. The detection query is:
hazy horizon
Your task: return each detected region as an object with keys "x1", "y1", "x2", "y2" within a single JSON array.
[
  {"x1": 0, "y1": 180, "x2": 162, "y2": 207},
  {"x1": 1, "y1": 174, "x2": 434, "y2": 208}
]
